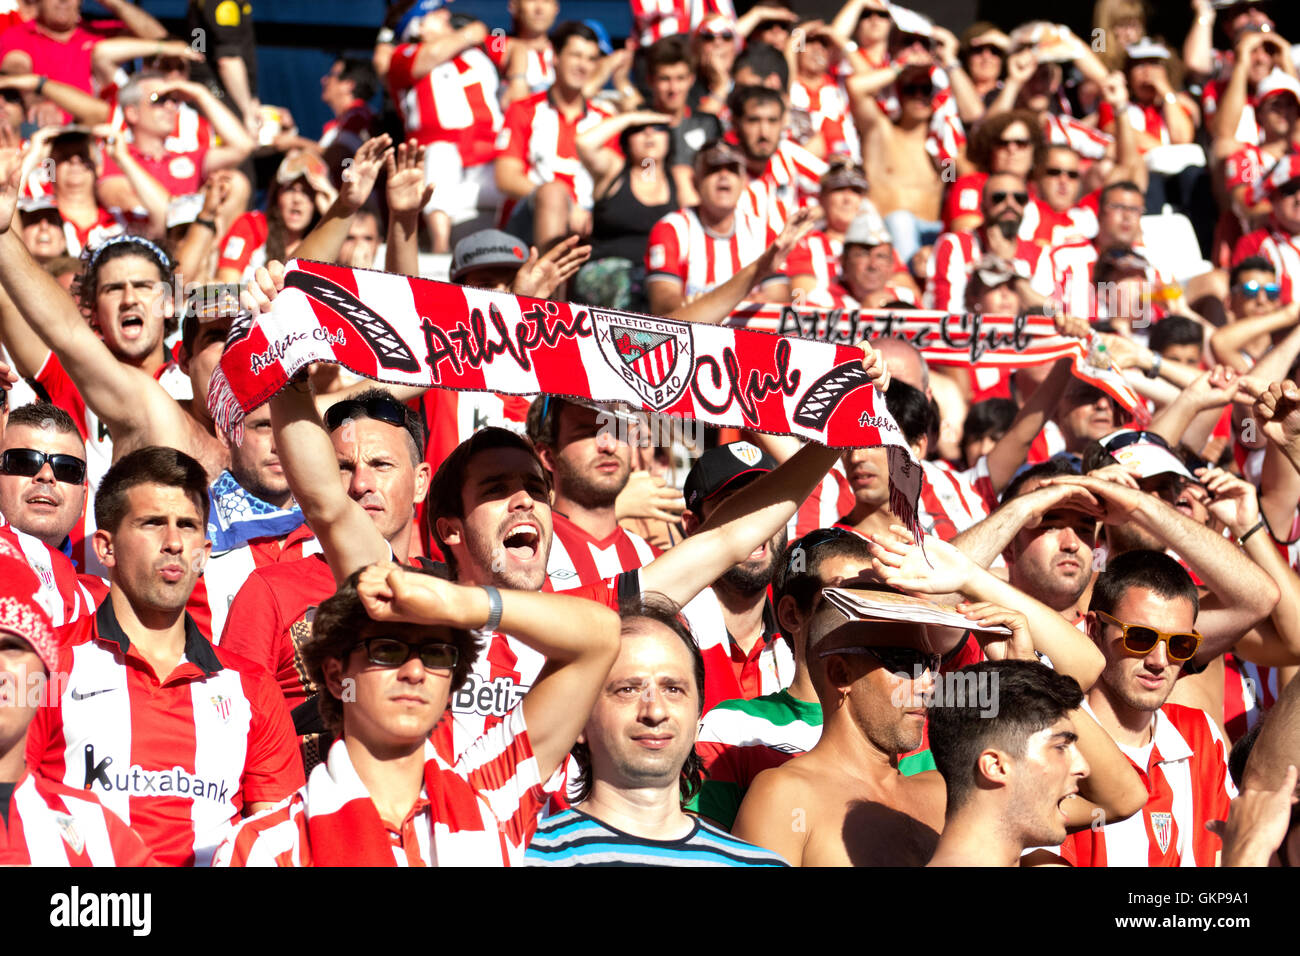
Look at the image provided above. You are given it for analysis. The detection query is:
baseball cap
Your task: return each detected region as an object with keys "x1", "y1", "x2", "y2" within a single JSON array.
[
  {"x1": 1100, "y1": 429, "x2": 1194, "y2": 481},
  {"x1": 1262, "y1": 153, "x2": 1300, "y2": 198},
  {"x1": 821, "y1": 164, "x2": 869, "y2": 194},
  {"x1": 397, "y1": 0, "x2": 451, "y2": 41},
  {"x1": 450, "y1": 230, "x2": 530, "y2": 282},
  {"x1": 17, "y1": 196, "x2": 61, "y2": 220},
  {"x1": 0, "y1": 548, "x2": 57, "y2": 674},
  {"x1": 889, "y1": 5, "x2": 934, "y2": 39},
  {"x1": 694, "y1": 139, "x2": 746, "y2": 173},
  {"x1": 683, "y1": 442, "x2": 776, "y2": 513},
  {"x1": 1257, "y1": 69, "x2": 1300, "y2": 104},
  {"x1": 1125, "y1": 37, "x2": 1171, "y2": 60},
  {"x1": 843, "y1": 209, "x2": 892, "y2": 248},
  {"x1": 165, "y1": 192, "x2": 205, "y2": 231}
]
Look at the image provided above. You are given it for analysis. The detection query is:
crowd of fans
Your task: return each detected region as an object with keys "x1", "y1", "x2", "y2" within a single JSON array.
[{"x1": 1, "y1": 0, "x2": 1300, "y2": 870}]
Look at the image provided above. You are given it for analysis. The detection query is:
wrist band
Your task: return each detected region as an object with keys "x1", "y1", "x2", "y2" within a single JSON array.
[
  {"x1": 194, "y1": 217, "x2": 217, "y2": 231},
  {"x1": 34, "y1": 76, "x2": 47, "y2": 96},
  {"x1": 1239, "y1": 519, "x2": 1266, "y2": 546},
  {"x1": 481, "y1": 585, "x2": 503, "y2": 634},
  {"x1": 1144, "y1": 352, "x2": 1162, "y2": 378},
  {"x1": 1163, "y1": 91, "x2": 1178, "y2": 106}
]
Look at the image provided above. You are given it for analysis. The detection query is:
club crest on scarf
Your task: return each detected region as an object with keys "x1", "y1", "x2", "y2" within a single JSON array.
[{"x1": 593, "y1": 312, "x2": 693, "y2": 410}]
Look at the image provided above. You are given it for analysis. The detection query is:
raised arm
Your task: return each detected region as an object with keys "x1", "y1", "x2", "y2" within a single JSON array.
[
  {"x1": 983, "y1": 357, "x2": 1073, "y2": 494},
  {"x1": 356, "y1": 562, "x2": 621, "y2": 780},
  {"x1": 91, "y1": 37, "x2": 202, "y2": 78},
  {"x1": 1255, "y1": 380, "x2": 1300, "y2": 475},
  {"x1": 405, "y1": 22, "x2": 490, "y2": 81},
  {"x1": 384, "y1": 139, "x2": 433, "y2": 277},
  {"x1": 950, "y1": 482, "x2": 1104, "y2": 569},
  {"x1": 294, "y1": 135, "x2": 392, "y2": 264},
  {"x1": 1210, "y1": 301, "x2": 1300, "y2": 371},
  {"x1": 165, "y1": 79, "x2": 255, "y2": 173},
  {"x1": 1184, "y1": 0, "x2": 1217, "y2": 76},
  {"x1": 100, "y1": 128, "x2": 171, "y2": 235},
  {"x1": 0, "y1": 73, "x2": 110, "y2": 125},
  {"x1": 99, "y1": 0, "x2": 168, "y2": 40},
  {"x1": 1061, "y1": 705, "x2": 1148, "y2": 831}
]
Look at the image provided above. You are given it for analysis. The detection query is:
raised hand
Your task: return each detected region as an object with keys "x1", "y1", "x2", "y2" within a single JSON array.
[
  {"x1": 0, "y1": 134, "x2": 23, "y2": 235},
  {"x1": 868, "y1": 526, "x2": 975, "y2": 595},
  {"x1": 958, "y1": 601, "x2": 1035, "y2": 660},
  {"x1": 385, "y1": 139, "x2": 433, "y2": 216},
  {"x1": 1040, "y1": 473, "x2": 1144, "y2": 526},
  {"x1": 511, "y1": 235, "x2": 592, "y2": 299},
  {"x1": 773, "y1": 205, "x2": 822, "y2": 269},
  {"x1": 616, "y1": 470, "x2": 686, "y2": 522},
  {"x1": 856, "y1": 338, "x2": 891, "y2": 392},
  {"x1": 242, "y1": 260, "x2": 288, "y2": 316},
  {"x1": 339, "y1": 133, "x2": 393, "y2": 213},
  {"x1": 1101, "y1": 71, "x2": 1130, "y2": 109},
  {"x1": 1005, "y1": 48, "x2": 1037, "y2": 85},
  {"x1": 1208, "y1": 764, "x2": 1299, "y2": 867},
  {"x1": 1185, "y1": 364, "x2": 1242, "y2": 411},
  {"x1": 1197, "y1": 465, "x2": 1261, "y2": 538},
  {"x1": 1256, "y1": 380, "x2": 1300, "y2": 449}
]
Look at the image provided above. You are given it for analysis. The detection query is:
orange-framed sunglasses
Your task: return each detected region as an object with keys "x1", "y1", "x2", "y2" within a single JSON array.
[{"x1": 1096, "y1": 610, "x2": 1202, "y2": 662}]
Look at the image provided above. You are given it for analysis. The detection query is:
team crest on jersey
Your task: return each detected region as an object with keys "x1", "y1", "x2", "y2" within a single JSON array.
[
  {"x1": 55, "y1": 813, "x2": 84, "y2": 855},
  {"x1": 210, "y1": 694, "x2": 232, "y2": 723},
  {"x1": 1150, "y1": 811, "x2": 1173, "y2": 854},
  {"x1": 594, "y1": 312, "x2": 693, "y2": 410}
]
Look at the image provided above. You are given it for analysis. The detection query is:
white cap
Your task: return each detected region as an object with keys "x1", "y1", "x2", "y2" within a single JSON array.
[
  {"x1": 1125, "y1": 37, "x2": 1171, "y2": 60},
  {"x1": 843, "y1": 210, "x2": 892, "y2": 247},
  {"x1": 1257, "y1": 68, "x2": 1300, "y2": 103},
  {"x1": 166, "y1": 192, "x2": 205, "y2": 231},
  {"x1": 889, "y1": 5, "x2": 933, "y2": 38},
  {"x1": 1100, "y1": 429, "x2": 1194, "y2": 480}
]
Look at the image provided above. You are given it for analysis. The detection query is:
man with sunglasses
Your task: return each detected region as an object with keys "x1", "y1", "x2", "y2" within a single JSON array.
[
  {"x1": 926, "y1": 173, "x2": 1043, "y2": 312},
  {"x1": 1210, "y1": 258, "x2": 1298, "y2": 370},
  {"x1": 1067, "y1": 550, "x2": 1237, "y2": 866},
  {"x1": 1233, "y1": 155, "x2": 1300, "y2": 307},
  {"x1": 98, "y1": 71, "x2": 254, "y2": 208},
  {"x1": 218, "y1": 560, "x2": 620, "y2": 866},
  {"x1": 1030, "y1": 145, "x2": 1100, "y2": 248}
]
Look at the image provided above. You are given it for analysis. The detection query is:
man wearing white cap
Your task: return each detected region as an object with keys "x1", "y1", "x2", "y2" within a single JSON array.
[
  {"x1": 1102, "y1": 39, "x2": 1197, "y2": 149},
  {"x1": 0, "y1": 548, "x2": 153, "y2": 865},
  {"x1": 806, "y1": 210, "x2": 915, "y2": 308},
  {"x1": 1224, "y1": 70, "x2": 1300, "y2": 235}
]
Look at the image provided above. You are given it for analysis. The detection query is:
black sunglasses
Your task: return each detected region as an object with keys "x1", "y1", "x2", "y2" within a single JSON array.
[
  {"x1": 699, "y1": 29, "x2": 735, "y2": 41},
  {"x1": 358, "y1": 637, "x2": 459, "y2": 671},
  {"x1": 818, "y1": 644, "x2": 942, "y2": 678},
  {"x1": 990, "y1": 190, "x2": 1029, "y2": 205},
  {"x1": 1044, "y1": 166, "x2": 1081, "y2": 180},
  {"x1": 0, "y1": 448, "x2": 87, "y2": 484},
  {"x1": 998, "y1": 137, "x2": 1033, "y2": 149},
  {"x1": 900, "y1": 83, "x2": 934, "y2": 98},
  {"x1": 323, "y1": 395, "x2": 410, "y2": 433},
  {"x1": 968, "y1": 43, "x2": 1004, "y2": 57}
]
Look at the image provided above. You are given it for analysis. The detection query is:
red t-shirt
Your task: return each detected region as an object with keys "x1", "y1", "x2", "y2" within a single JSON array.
[
  {"x1": 0, "y1": 20, "x2": 100, "y2": 95},
  {"x1": 216, "y1": 210, "x2": 269, "y2": 278},
  {"x1": 101, "y1": 142, "x2": 207, "y2": 197}
]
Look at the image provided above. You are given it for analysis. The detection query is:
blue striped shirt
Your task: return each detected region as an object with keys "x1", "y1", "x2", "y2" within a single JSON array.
[{"x1": 525, "y1": 808, "x2": 788, "y2": 867}]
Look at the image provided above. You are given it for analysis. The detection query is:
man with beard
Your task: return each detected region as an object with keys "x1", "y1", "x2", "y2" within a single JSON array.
[
  {"x1": 680, "y1": 443, "x2": 792, "y2": 709},
  {"x1": 1066, "y1": 551, "x2": 1237, "y2": 866},
  {"x1": 729, "y1": 85, "x2": 826, "y2": 235},
  {"x1": 526, "y1": 597, "x2": 787, "y2": 866},
  {"x1": 926, "y1": 173, "x2": 1044, "y2": 312},
  {"x1": 527, "y1": 397, "x2": 657, "y2": 590}
]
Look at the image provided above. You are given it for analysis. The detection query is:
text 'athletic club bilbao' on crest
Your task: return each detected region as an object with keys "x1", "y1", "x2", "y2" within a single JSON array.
[{"x1": 594, "y1": 311, "x2": 694, "y2": 410}]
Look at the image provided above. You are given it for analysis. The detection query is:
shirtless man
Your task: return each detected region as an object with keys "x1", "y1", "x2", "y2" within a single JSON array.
[
  {"x1": 849, "y1": 61, "x2": 946, "y2": 264},
  {"x1": 731, "y1": 594, "x2": 947, "y2": 866}
]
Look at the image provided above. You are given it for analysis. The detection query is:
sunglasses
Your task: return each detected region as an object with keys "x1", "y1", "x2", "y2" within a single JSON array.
[
  {"x1": 1044, "y1": 166, "x2": 1081, "y2": 179},
  {"x1": 990, "y1": 190, "x2": 1029, "y2": 205},
  {"x1": 0, "y1": 88, "x2": 22, "y2": 104},
  {"x1": 997, "y1": 137, "x2": 1033, "y2": 149},
  {"x1": 783, "y1": 526, "x2": 856, "y2": 580},
  {"x1": 0, "y1": 449, "x2": 87, "y2": 484},
  {"x1": 1096, "y1": 610, "x2": 1202, "y2": 663},
  {"x1": 357, "y1": 637, "x2": 459, "y2": 671},
  {"x1": 968, "y1": 43, "x2": 1004, "y2": 57},
  {"x1": 818, "y1": 644, "x2": 942, "y2": 678},
  {"x1": 323, "y1": 395, "x2": 410, "y2": 433},
  {"x1": 900, "y1": 83, "x2": 934, "y2": 99},
  {"x1": 1236, "y1": 280, "x2": 1281, "y2": 299},
  {"x1": 860, "y1": 8, "x2": 891, "y2": 19},
  {"x1": 699, "y1": 30, "x2": 735, "y2": 41},
  {"x1": 149, "y1": 91, "x2": 183, "y2": 106}
]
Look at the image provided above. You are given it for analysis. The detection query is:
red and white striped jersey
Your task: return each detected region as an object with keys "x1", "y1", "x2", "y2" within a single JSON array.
[
  {"x1": 1202, "y1": 77, "x2": 1259, "y2": 147},
  {"x1": 484, "y1": 40, "x2": 554, "y2": 96},
  {"x1": 792, "y1": 459, "x2": 854, "y2": 540},
  {"x1": 545, "y1": 511, "x2": 658, "y2": 591},
  {"x1": 631, "y1": 0, "x2": 736, "y2": 46},
  {"x1": 803, "y1": 281, "x2": 916, "y2": 309},
  {"x1": 0, "y1": 516, "x2": 95, "y2": 628},
  {"x1": 679, "y1": 588, "x2": 794, "y2": 713},
  {"x1": 388, "y1": 44, "x2": 502, "y2": 168},
  {"x1": 216, "y1": 705, "x2": 559, "y2": 867},
  {"x1": 1223, "y1": 653, "x2": 1281, "y2": 742},
  {"x1": 496, "y1": 90, "x2": 613, "y2": 213},
  {"x1": 739, "y1": 139, "x2": 826, "y2": 233},
  {"x1": 790, "y1": 74, "x2": 861, "y2": 162},
  {"x1": 190, "y1": 524, "x2": 319, "y2": 641},
  {"x1": 645, "y1": 206, "x2": 773, "y2": 299},
  {"x1": 1041, "y1": 113, "x2": 1112, "y2": 161},
  {"x1": 1029, "y1": 237, "x2": 1170, "y2": 320},
  {"x1": 35, "y1": 353, "x2": 193, "y2": 576},
  {"x1": 1225, "y1": 144, "x2": 1268, "y2": 202},
  {"x1": 1023, "y1": 196, "x2": 1099, "y2": 248},
  {"x1": 444, "y1": 577, "x2": 630, "y2": 758},
  {"x1": 0, "y1": 771, "x2": 155, "y2": 866},
  {"x1": 1232, "y1": 225, "x2": 1300, "y2": 305},
  {"x1": 1099, "y1": 101, "x2": 1185, "y2": 152},
  {"x1": 782, "y1": 230, "x2": 841, "y2": 286},
  {"x1": 29, "y1": 601, "x2": 304, "y2": 866},
  {"x1": 917, "y1": 458, "x2": 993, "y2": 542},
  {"x1": 924, "y1": 228, "x2": 1043, "y2": 311},
  {"x1": 1068, "y1": 702, "x2": 1235, "y2": 867}
]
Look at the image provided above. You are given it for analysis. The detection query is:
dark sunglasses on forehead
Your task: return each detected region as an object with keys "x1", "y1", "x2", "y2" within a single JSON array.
[
  {"x1": 0, "y1": 449, "x2": 87, "y2": 484},
  {"x1": 357, "y1": 637, "x2": 459, "y2": 670},
  {"x1": 818, "y1": 644, "x2": 942, "y2": 678},
  {"x1": 1044, "y1": 166, "x2": 1081, "y2": 179},
  {"x1": 1096, "y1": 610, "x2": 1202, "y2": 663},
  {"x1": 323, "y1": 395, "x2": 410, "y2": 433},
  {"x1": 783, "y1": 526, "x2": 857, "y2": 579},
  {"x1": 990, "y1": 190, "x2": 1029, "y2": 205},
  {"x1": 1236, "y1": 279, "x2": 1281, "y2": 299}
]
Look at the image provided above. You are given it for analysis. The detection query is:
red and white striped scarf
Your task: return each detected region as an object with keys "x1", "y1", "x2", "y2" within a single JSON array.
[
  {"x1": 210, "y1": 259, "x2": 924, "y2": 533},
  {"x1": 726, "y1": 303, "x2": 1147, "y2": 423}
]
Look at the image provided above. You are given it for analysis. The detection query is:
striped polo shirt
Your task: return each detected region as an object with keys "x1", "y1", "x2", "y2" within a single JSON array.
[{"x1": 525, "y1": 808, "x2": 788, "y2": 866}]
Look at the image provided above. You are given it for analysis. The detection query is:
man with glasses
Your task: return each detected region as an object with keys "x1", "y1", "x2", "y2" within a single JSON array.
[
  {"x1": 218, "y1": 560, "x2": 620, "y2": 866},
  {"x1": 689, "y1": 14, "x2": 740, "y2": 117},
  {"x1": 1210, "y1": 257, "x2": 1296, "y2": 369},
  {"x1": 1067, "y1": 551, "x2": 1237, "y2": 866},
  {"x1": 1233, "y1": 155, "x2": 1300, "y2": 306},
  {"x1": 807, "y1": 210, "x2": 913, "y2": 308},
  {"x1": 926, "y1": 173, "x2": 1043, "y2": 312},
  {"x1": 1030, "y1": 145, "x2": 1099, "y2": 247},
  {"x1": 97, "y1": 71, "x2": 254, "y2": 208},
  {"x1": 1031, "y1": 180, "x2": 1171, "y2": 320}
]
